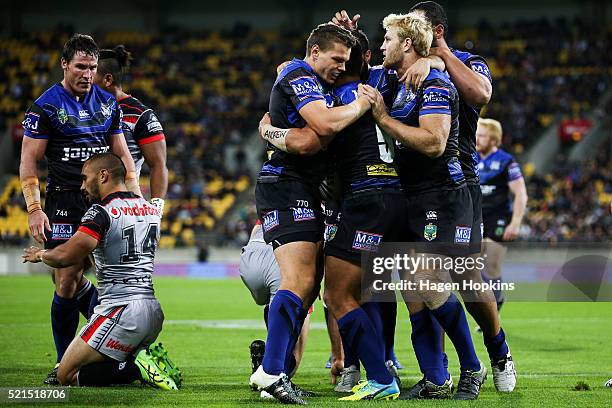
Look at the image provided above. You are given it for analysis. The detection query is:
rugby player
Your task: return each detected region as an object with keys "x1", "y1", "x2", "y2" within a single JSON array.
[
  {"x1": 249, "y1": 23, "x2": 371, "y2": 404},
  {"x1": 477, "y1": 118, "x2": 527, "y2": 312},
  {"x1": 360, "y1": 12, "x2": 486, "y2": 399},
  {"x1": 240, "y1": 221, "x2": 313, "y2": 398},
  {"x1": 95, "y1": 45, "x2": 168, "y2": 215},
  {"x1": 19, "y1": 34, "x2": 139, "y2": 384},
  {"x1": 22, "y1": 153, "x2": 180, "y2": 390}
]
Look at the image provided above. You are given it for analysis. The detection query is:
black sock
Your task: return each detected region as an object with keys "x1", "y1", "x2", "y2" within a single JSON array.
[
  {"x1": 77, "y1": 361, "x2": 141, "y2": 386},
  {"x1": 51, "y1": 293, "x2": 80, "y2": 363},
  {"x1": 76, "y1": 280, "x2": 98, "y2": 319}
]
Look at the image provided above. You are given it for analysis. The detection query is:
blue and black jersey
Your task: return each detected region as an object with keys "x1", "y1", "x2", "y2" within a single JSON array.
[
  {"x1": 328, "y1": 66, "x2": 400, "y2": 193},
  {"x1": 22, "y1": 83, "x2": 123, "y2": 190},
  {"x1": 390, "y1": 69, "x2": 463, "y2": 193},
  {"x1": 478, "y1": 148, "x2": 523, "y2": 217},
  {"x1": 451, "y1": 49, "x2": 493, "y2": 186},
  {"x1": 259, "y1": 59, "x2": 332, "y2": 186}
]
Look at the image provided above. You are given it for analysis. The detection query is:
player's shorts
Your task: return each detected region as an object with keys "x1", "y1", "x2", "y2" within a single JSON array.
[
  {"x1": 322, "y1": 198, "x2": 341, "y2": 244},
  {"x1": 325, "y1": 188, "x2": 407, "y2": 264},
  {"x1": 467, "y1": 184, "x2": 483, "y2": 254},
  {"x1": 483, "y1": 211, "x2": 511, "y2": 242},
  {"x1": 404, "y1": 186, "x2": 474, "y2": 257},
  {"x1": 43, "y1": 190, "x2": 89, "y2": 249},
  {"x1": 79, "y1": 298, "x2": 164, "y2": 361},
  {"x1": 240, "y1": 241, "x2": 281, "y2": 305},
  {"x1": 255, "y1": 177, "x2": 324, "y2": 247}
]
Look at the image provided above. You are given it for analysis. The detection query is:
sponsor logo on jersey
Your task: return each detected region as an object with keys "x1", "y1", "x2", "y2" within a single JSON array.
[
  {"x1": 22, "y1": 111, "x2": 40, "y2": 131},
  {"x1": 455, "y1": 226, "x2": 471, "y2": 244},
  {"x1": 352, "y1": 230, "x2": 383, "y2": 252},
  {"x1": 105, "y1": 338, "x2": 134, "y2": 353},
  {"x1": 324, "y1": 223, "x2": 338, "y2": 242},
  {"x1": 57, "y1": 108, "x2": 68, "y2": 124},
  {"x1": 262, "y1": 210, "x2": 279, "y2": 232},
  {"x1": 292, "y1": 207, "x2": 316, "y2": 222},
  {"x1": 480, "y1": 185, "x2": 496, "y2": 195},
  {"x1": 115, "y1": 203, "x2": 159, "y2": 217},
  {"x1": 51, "y1": 223, "x2": 74, "y2": 240},
  {"x1": 366, "y1": 164, "x2": 398, "y2": 176},
  {"x1": 109, "y1": 207, "x2": 121, "y2": 219},
  {"x1": 470, "y1": 61, "x2": 491, "y2": 81},
  {"x1": 424, "y1": 223, "x2": 437, "y2": 241},
  {"x1": 78, "y1": 110, "x2": 90, "y2": 119},
  {"x1": 289, "y1": 76, "x2": 323, "y2": 99},
  {"x1": 61, "y1": 146, "x2": 110, "y2": 162},
  {"x1": 426, "y1": 211, "x2": 438, "y2": 221},
  {"x1": 146, "y1": 113, "x2": 163, "y2": 133},
  {"x1": 490, "y1": 161, "x2": 501, "y2": 170}
]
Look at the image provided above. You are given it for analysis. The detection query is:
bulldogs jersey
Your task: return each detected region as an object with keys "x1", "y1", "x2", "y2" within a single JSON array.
[
  {"x1": 117, "y1": 95, "x2": 165, "y2": 177},
  {"x1": 78, "y1": 191, "x2": 160, "y2": 304},
  {"x1": 478, "y1": 148, "x2": 523, "y2": 216},
  {"x1": 22, "y1": 84, "x2": 122, "y2": 189},
  {"x1": 259, "y1": 59, "x2": 331, "y2": 186},
  {"x1": 452, "y1": 49, "x2": 493, "y2": 186},
  {"x1": 390, "y1": 69, "x2": 464, "y2": 193}
]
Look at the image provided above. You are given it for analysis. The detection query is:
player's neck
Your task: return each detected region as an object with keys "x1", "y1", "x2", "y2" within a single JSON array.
[
  {"x1": 100, "y1": 184, "x2": 128, "y2": 200},
  {"x1": 397, "y1": 52, "x2": 420, "y2": 80},
  {"x1": 60, "y1": 79, "x2": 87, "y2": 101},
  {"x1": 113, "y1": 87, "x2": 128, "y2": 100},
  {"x1": 481, "y1": 146, "x2": 498, "y2": 159}
]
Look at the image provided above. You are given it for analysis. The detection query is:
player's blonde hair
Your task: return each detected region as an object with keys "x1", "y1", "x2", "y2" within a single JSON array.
[
  {"x1": 382, "y1": 12, "x2": 433, "y2": 57},
  {"x1": 478, "y1": 118, "x2": 503, "y2": 144}
]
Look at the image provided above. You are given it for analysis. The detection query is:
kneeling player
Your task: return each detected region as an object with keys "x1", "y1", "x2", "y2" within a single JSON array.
[{"x1": 23, "y1": 153, "x2": 180, "y2": 390}]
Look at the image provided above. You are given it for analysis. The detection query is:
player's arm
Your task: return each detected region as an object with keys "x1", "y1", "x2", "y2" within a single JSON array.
[
  {"x1": 430, "y1": 46, "x2": 492, "y2": 108},
  {"x1": 299, "y1": 97, "x2": 370, "y2": 137},
  {"x1": 259, "y1": 112, "x2": 328, "y2": 155},
  {"x1": 22, "y1": 231, "x2": 97, "y2": 268},
  {"x1": 503, "y1": 170, "x2": 528, "y2": 241},
  {"x1": 399, "y1": 55, "x2": 446, "y2": 90},
  {"x1": 361, "y1": 84, "x2": 450, "y2": 158},
  {"x1": 141, "y1": 140, "x2": 168, "y2": 198},
  {"x1": 20, "y1": 107, "x2": 51, "y2": 243},
  {"x1": 109, "y1": 132, "x2": 141, "y2": 196}
]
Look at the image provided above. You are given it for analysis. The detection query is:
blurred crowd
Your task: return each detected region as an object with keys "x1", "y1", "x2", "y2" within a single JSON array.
[{"x1": 1, "y1": 18, "x2": 610, "y2": 246}]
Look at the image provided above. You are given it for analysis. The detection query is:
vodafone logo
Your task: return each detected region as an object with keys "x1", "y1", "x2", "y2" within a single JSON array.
[
  {"x1": 109, "y1": 207, "x2": 121, "y2": 219},
  {"x1": 119, "y1": 204, "x2": 159, "y2": 217}
]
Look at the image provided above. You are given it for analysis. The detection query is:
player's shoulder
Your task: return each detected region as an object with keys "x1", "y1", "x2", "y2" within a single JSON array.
[
  {"x1": 423, "y1": 69, "x2": 456, "y2": 92},
  {"x1": 33, "y1": 83, "x2": 65, "y2": 107},
  {"x1": 81, "y1": 203, "x2": 110, "y2": 222},
  {"x1": 276, "y1": 58, "x2": 317, "y2": 83},
  {"x1": 451, "y1": 48, "x2": 487, "y2": 64},
  {"x1": 494, "y1": 148, "x2": 516, "y2": 163},
  {"x1": 119, "y1": 95, "x2": 148, "y2": 110},
  {"x1": 89, "y1": 84, "x2": 118, "y2": 105}
]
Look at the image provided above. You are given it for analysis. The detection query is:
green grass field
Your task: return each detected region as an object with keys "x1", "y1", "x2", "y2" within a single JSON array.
[{"x1": 1, "y1": 275, "x2": 611, "y2": 407}]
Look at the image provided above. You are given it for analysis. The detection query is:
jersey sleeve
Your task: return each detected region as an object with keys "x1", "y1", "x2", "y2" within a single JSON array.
[
  {"x1": 505, "y1": 158, "x2": 523, "y2": 182},
  {"x1": 419, "y1": 82, "x2": 453, "y2": 116},
  {"x1": 367, "y1": 66, "x2": 399, "y2": 108},
  {"x1": 133, "y1": 109, "x2": 165, "y2": 146},
  {"x1": 466, "y1": 56, "x2": 492, "y2": 84},
  {"x1": 108, "y1": 103, "x2": 123, "y2": 136},
  {"x1": 22, "y1": 103, "x2": 52, "y2": 139},
  {"x1": 78, "y1": 205, "x2": 111, "y2": 241},
  {"x1": 280, "y1": 68, "x2": 326, "y2": 112}
]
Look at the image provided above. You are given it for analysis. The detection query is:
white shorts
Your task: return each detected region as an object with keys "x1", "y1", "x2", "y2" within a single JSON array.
[{"x1": 79, "y1": 298, "x2": 164, "y2": 361}]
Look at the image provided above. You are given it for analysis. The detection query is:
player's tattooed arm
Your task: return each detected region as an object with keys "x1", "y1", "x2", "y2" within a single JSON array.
[
  {"x1": 429, "y1": 38, "x2": 492, "y2": 107},
  {"x1": 20, "y1": 137, "x2": 50, "y2": 244},
  {"x1": 259, "y1": 113, "x2": 324, "y2": 155},
  {"x1": 22, "y1": 231, "x2": 97, "y2": 267},
  {"x1": 109, "y1": 132, "x2": 142, "y2": 196},
  {"x1": 399, "y1": 55, "x2": 446, "y2": 91},
  {"x1": 361, "y1": 84, "x2": 450, "y2": 158}
]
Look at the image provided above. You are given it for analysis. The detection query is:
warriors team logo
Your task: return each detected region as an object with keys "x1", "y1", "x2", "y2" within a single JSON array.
[
  {"x1": 424, "y1": 223, "x2": 437, "y2": 241},
  {"x1": 57, "y1": 108, "x2": 68, "y2": 124}
]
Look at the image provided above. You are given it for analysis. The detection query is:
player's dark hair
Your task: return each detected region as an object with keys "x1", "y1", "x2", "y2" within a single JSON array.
[
  {"x1": 306, "y1": 23, "x2": 357, "y2": 56},
  {"x1": 410, "y1": 1, "x2": 449, "y2": 37},
  {"x1": 344, "y1": 37, "x2": 363, "y2": 77},
  {"x1": 86, "y1": 153, "x2": 127, "y2": 183},
  {"x1": 61, "y1": 33, "x2": 99, "y2": 63},
  {"x1": 353, "y1": 29, "x2": 369, "y2": 54},
  {"x1": 98, "y1": 45, "x2": 133, "y2": 86}
]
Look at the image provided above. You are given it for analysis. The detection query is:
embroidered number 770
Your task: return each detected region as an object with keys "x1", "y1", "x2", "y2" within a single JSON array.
[{"x1": 120, "y1": 224, "x2": 159, "y2": 264}]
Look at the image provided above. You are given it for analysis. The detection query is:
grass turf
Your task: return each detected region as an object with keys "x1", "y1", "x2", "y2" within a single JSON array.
[{"x1": 0, "y1": 275, "x2": 611, "y2": 407}]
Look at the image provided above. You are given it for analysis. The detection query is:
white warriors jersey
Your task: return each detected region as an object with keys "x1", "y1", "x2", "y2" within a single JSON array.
[{"x1": 78, "y1": 191, "x2": 161, "y2": 304}]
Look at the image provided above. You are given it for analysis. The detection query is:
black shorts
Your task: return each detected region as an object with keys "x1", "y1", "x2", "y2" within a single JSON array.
[
  {"x1": 43, "y1": 190, "x2": 89, "y2": 249},
  {"x1": 255, "y1": 177, "x2": 324, "y2": 247},
  {"x1": 467, "y1": 184, "x2": 483, "y2": 253},
  {"x1": 324, "y1": 189, "x2": 407, "y2": 264},
  {"x1": 483, "y1": 211, "x2": 511, "y2": 242},
  {"x1": 404, "y1": 186, "x2": 474, "y2": 257}
]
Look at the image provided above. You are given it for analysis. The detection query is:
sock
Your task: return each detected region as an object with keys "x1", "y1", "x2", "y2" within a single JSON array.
[
  {"x1": 338, "y1": 307, "x2": 392, "y2": 385},
  {"x1": 284, "y1": 308, "x2": 307, "y2": 375},
  {"x1": 77, "y1": 361, "x2": 140, "y2": 386},
  {"x1": 263, "y1": 304, "x2": 269, "y2": 329},
  {"x1": 430, "y1": 293, "x2": 480, "y2": 372},
  {"x1": 430, "y1": 310, "x2": 451, "y2": 377},
  {"x1": 262, "y1": 290, "x2": 302, "y2": 375},
  {"x1": 484, "y1": 327, "x2": 509, "y2": 362},
  {"x1": 51, "y1": 293, "x2": 80, "y2": 363},
  {"x1": 410, "y1": 309, "x2": 447, "y2": 385},
  {"x1": 379, "y1": 302, "x2": 397, "y2": 362},
  {"x1": 76, "y1": 280, "x2": 97, "y2": 319},
  {"x1": 482, "y1": 272, "x2": 505, "y2": 309}
]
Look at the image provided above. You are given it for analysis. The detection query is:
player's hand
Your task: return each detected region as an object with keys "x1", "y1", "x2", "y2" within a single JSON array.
[
  {"x1": 400, "y1": 57, "x2": 431, "y2": 91},
  {"x1": 331, "y1": 10, "x2": 360, "y2": 30},
  {"x1": 258, "y1": 112, "x2": 271, "y2": 139},
  {"x1": 330, "y1": 359, "x2": 344, "y2": 385},
  {"x1": 359, "y1": 85, "x2": 386, "y2": 120},
  {"x1": 22, "y1": 246, "x2": 44, "y2": 263},
  {"x1": 150, "y1": 197, "x2": 165, "y2": 218},
  {"x1": 502, "y1": 223, "x2": 520, "y2": 241},
  {"x1": 27, "y1": 209, "x2": 50, "y2": 244}
]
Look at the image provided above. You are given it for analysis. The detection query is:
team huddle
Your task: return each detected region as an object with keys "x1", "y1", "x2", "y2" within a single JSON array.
[{"x1": 246, "y1": 1, "x2": 526, "y2": 403}]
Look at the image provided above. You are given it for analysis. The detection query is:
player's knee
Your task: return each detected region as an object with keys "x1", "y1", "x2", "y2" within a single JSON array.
[{"x1": 418, "y1": 289, "x2": 450, "y2": 310}]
